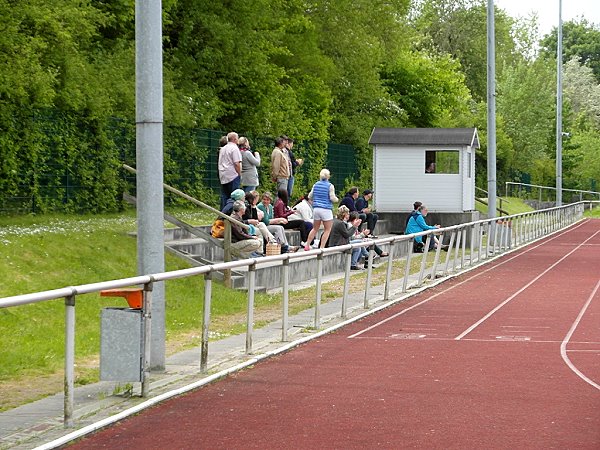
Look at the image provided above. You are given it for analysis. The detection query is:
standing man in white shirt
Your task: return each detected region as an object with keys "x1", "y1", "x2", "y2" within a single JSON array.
[{"x1": 218, "y1": 132, "x2": 242, "y2": 210}]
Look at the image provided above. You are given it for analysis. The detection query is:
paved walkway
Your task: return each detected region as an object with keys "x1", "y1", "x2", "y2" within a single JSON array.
[{"x1": 0, "y1": 255, "x2": 471, "y2": 450}]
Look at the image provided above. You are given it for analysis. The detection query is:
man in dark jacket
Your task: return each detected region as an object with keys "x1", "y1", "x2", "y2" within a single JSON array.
[
  {"x1": 339, "y1": 187, "x2": 359, "y2": 213},
  {"x1": 355, "y1": 189, "x2": 378, "y2": 237}
]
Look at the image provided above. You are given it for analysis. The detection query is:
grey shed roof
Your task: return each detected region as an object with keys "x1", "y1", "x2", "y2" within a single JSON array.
[{"x1": 368, "y1": 128, "x2": 480, "y2": 148}]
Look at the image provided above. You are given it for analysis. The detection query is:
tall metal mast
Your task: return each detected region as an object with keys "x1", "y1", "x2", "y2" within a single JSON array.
[
  {"x1": 136, "y1": 0, "x2": 165, "y2": 369},
  {"x1": 556, "y1": 0, "x2": 563, "y2": 206},
  {"x1": 487, "y1": 0, "x2": 497, "y2": 219}
]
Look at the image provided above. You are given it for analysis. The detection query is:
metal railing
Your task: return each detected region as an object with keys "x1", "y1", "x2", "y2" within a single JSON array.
[
  {"x1": 0, "y1": 201, "x2": 594, "y2": 428},
  {"x1": 475, "y1": 186, "x2": 510, "y2": 215},
  {"x1": 506, "y1": 181, "x2": 600, "y2": 203},
  {"x1": 123, "y1": 164, "x2": 250, "y2": 287}
]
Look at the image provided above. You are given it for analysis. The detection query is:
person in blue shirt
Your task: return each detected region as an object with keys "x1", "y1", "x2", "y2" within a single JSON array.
[
  {"x1": 406, "y1": 201, "x2": 422, "y2": 227},
  {"x1": 405, "y1": 205, "x2": 446, "y2": 252},
  {"x1": 304, "y1": 169, "x2": 338, "y2": 250}
]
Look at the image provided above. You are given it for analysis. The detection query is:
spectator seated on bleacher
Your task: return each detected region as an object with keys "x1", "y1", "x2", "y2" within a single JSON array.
[
  {"x1": 229, "y1": 201, "x2": 262, "y2": 258},
  {"x1": 405, "y1": 204, "x2": 447, "y2": 253}
]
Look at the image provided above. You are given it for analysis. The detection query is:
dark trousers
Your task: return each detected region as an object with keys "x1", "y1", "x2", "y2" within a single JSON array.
[
  {"x1": 281, "y1": 219, "x2": 309, "y2": 243},
  {"x1": 358, "y1": 212, "x2": 378, "y2": 234},
  {"x1": 220, "y1": 176, "x2": 241, "y2": 210},
  {"x1": 361, "y1": 212, "x2": 378, "y2": 233}
]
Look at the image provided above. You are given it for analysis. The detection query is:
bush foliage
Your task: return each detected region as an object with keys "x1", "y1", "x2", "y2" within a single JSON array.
[{"x1": 1, "y1": 0, "x2": 599, "y2": 213}]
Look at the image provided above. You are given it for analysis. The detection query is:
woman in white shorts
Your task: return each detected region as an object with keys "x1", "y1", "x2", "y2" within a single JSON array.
[{"x1": 304, "y1": 169, "x2": 338, "y2": 250}]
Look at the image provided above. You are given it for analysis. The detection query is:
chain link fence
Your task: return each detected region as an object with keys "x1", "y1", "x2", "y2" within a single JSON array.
[{"x1": 1, "y1": 117, "x2": 359, "y2": 214}]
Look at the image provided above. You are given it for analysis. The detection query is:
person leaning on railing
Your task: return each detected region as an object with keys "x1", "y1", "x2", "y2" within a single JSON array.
[
  {"x1": 229, "y1": 201, "x2": 262, "y2": 258},
  {"x1": 405, "y1": 204, "x2": 448, "y2": 253}
]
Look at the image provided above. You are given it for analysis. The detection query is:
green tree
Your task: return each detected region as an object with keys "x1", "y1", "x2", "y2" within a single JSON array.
[
  {"x1": 308, "y1": 0, "x2": 412, "y2": 145},
  {"x1": 496, "y1": 58, "x2": 558, "y2": 186},
  {"x1": 381, "y1": 50, "x2": 474, "y2": 128},
  {"x1": 563, "y1": 57, "x2": 600, "y2": 128},
  {"x1": 412, "y1": 0, "x2": 520, "y2": 101},
  {"x1": 540, "y1": 19, "x2": 600, "y2": 83}
]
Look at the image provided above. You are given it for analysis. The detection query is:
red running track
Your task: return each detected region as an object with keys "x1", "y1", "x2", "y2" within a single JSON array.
[{"x1": 70, "y1": 220, "x2": 600, "y2": 449}]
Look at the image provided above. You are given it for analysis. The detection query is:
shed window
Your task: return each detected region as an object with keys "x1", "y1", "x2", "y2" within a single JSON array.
[{"x1": 425, "y1": 150, "x2": 459, "y2": 174}]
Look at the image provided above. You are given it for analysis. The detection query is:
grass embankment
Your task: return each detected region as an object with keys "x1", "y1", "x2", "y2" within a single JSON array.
[
  {"x1": 584, "y1": 206, "x2": 600, "y2": 218},
  {"x1": 0, "y1": 209, "x2": 434, "y2": 411},
  {"x1": 476, "y1": 196, "x2": 600, "y2": 218},
  {"x1": 475, "y1": 196, "x2": 535, "y2": 216}
]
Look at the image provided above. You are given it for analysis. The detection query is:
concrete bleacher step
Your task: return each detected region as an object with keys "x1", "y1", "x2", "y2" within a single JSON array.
[{"x1": 163, "y1": 219, "x2": 403, "y2": 291}]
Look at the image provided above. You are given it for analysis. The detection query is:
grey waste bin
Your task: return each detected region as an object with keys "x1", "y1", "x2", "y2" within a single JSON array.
[{"x1": 100, "y1": 307, "x2": 144, "y2": 382}]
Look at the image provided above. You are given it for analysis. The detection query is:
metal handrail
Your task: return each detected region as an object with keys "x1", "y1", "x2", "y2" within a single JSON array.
[
  {"x1": 123, "y1": 163, "x2": 250, "y2": 286},
  {"x1": 475, "y1": 185, "x2": 511, "y2": 204},
  {"x1": 122, "y1": 164, "x2": 248, "y2": 229},
  {"x1": 506, "y1": 181, "x2": 600, "y2": 199},
  {"x1": 0, "y1": 201, "x2": 595, "y2": 429}
]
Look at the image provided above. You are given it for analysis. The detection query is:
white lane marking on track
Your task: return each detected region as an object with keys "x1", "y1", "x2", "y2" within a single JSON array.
[
  {"x1": 351, "y1": 336, "x2": 600, "y2": 344},
  {"x1": 566, "y1": 349, "x2": 600, "y2": 353},
  {"x1": 560, "y1": 279, "x2": 600, "y2": 390},
  {"x1": 455, "y1": 229, "x2": 600, "y2": 340},
  {"x1": 347, "y1": 220, "x2": 591, "y2": 339}
]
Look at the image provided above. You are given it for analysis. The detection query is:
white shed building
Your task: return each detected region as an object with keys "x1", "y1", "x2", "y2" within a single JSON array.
[{"x1": 369, "y1": 128, "x2": 480, "y2": 213}]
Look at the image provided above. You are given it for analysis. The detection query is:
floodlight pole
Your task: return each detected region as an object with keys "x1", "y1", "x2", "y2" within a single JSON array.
[
  {"x1": 556, "y1": 0, "x2": 563, "y2": 206},
  {"x1": 487, "y1": 0, "x2": 497, "y2": 219},
  {"x1": 136, "y1": 0, "x2": 166, "y2": 369}
]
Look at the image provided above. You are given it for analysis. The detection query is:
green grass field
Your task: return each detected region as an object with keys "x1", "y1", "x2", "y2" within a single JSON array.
[
  {"x1": 584, "y1": 205, "x2": 600, "y2": 218},
  {"x1": 0, "y1": 208, "x2": 410, "y2": 410},
  {"x1": 0, "y1": 209, "x2": 281, "y2": 405}
]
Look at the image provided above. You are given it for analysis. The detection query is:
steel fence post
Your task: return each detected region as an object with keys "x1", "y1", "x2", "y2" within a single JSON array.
[
  {"x1": 499, "y1": 221, "x2": 506, "y2": 252},
  {"x1": 64, "y1": 294, "x2": 75, "y2": 428},
  {"x1": 444, "y1": 231, "x2": 456, "y2": 275},
  {"x1": 431, "y1": 233, "x2": 443, "y2": 280},
  {"x1": 364, "y1": 247, "x2": 374, "y2": 309},
  {"x1": 477, "y1": 225, "x2": 484, "y2": 262},
  {"x1": 142, "y1": 281, "x2": 153, "y2": 398},
  {"x1": 245, "y1": 263, "x2": 256, "y2": 354},
  {"x1": 314, "y1": 253, "x2": 323, "y2": 329},
  {"x1": 282, "y1": 259, "x2": 290, "y2": 342},
  {"x1": 461, "y1": 228, "x2": 467, "y2": 266},
  {"x1": 200, "y1": 273, "x2": 212, "y2": 373},
  {"x1": 453, "y1": 228, "x2": 462, "y2": 272},
  {"x1": 384, "y1": 242, "x2": 395, "y2": 300},
  {"x1": 223, "y1": 221, "x2": 232, "y2": 288},
  {"x1": 402, "y1": 238, "x2": 413, "y2": 293},
  {"x1": 486, "y1": 222, "x2": 493, "y2": 258},
  {"x1": 418, "y1": 235, "x2": 431, "y2": 285},
  {"x1": 469, "y1": 226, "x2": 475, "y2": 267},
  {"x1": 342, "y1": 250, "x2": 352, "y2": 319}
]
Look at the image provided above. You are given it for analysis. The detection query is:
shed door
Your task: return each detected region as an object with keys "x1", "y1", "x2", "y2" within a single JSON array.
[{"x1": 462, "y1": 148, "x2": 474, "y2": 210}]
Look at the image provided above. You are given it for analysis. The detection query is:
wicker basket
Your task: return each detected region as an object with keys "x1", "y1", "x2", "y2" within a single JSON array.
[{"x1": 265, "y1": 242, "x2": 281, "y2": 256}]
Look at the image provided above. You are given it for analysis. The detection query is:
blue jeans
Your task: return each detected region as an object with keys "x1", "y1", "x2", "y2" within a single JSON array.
[
  {"x1": 287, "y1": 175, "x2": 295, "y2": 199},
  {"x1": 350, "y1": 239, "x2": 369, "y2": 266},
  {"x1": 243, "y1": 185, "x2": 256, "y2": 193},
  {"x1": 220, "y1": 176, "x2": 241, "y2": 210}
]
